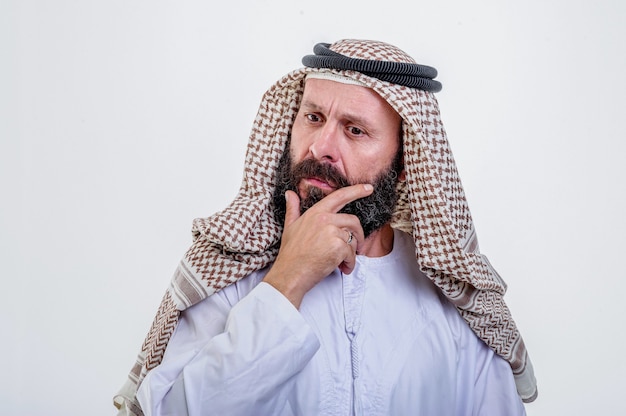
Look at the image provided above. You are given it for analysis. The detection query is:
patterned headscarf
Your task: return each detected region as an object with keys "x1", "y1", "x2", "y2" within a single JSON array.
[{"x1": 114, "y1": 39, "x2": 537, "y2": 414}]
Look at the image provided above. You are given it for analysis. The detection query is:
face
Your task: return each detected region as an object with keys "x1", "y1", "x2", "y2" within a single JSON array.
[
  {"x1": 291, "y1": 78, "x2": 402, "y2": 193},
  {"x1": 273, "y1": 78, "x2": 404, "y2": 237}
]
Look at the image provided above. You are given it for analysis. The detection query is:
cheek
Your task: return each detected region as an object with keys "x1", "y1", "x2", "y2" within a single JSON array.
[
  {"x1": 289, "y1": 121, "x2": 310, "y2": 161},
  {"x1": 347, "y1": 148, "x2": 396, "y2": 182}
]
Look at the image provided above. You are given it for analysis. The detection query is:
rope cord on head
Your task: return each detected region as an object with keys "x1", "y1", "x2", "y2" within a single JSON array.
[{"x1": 302, "y1": 43, "x2": 443, "y2": 92}]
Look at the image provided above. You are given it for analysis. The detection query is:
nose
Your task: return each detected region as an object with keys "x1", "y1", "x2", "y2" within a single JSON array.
[{"x1": 309, "y1": 122, "x2": 340, "y2": 163}]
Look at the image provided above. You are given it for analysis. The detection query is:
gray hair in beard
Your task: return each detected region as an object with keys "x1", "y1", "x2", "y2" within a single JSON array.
[{"x1": 272, "y1": 147, "x2": 403, "y2": 238}]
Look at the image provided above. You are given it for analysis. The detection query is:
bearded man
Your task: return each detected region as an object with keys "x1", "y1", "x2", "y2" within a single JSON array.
[{"x1": 114, "y1": 39, "x2": 537, "y2": 415}]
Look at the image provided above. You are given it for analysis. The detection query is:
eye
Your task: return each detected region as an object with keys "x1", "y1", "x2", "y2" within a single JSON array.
[
  {"x1": 347, "y1": 126, "x2": 364, "y2": 136},
  {"x1": 305, "y1": 113, "x2": 321, "y2": 123}
]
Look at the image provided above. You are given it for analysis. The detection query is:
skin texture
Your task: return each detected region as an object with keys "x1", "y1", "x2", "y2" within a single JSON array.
[{"x1": 263, "y1": 79, "x2": 403, "y2": 309}]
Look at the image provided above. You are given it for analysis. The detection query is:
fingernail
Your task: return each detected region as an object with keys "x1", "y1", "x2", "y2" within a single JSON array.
[{"x1": 364, "y1": 184, "x2": 373, "y2": 191}]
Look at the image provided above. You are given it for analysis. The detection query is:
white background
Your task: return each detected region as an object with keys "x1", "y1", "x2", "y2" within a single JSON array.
[{"x1": 2, "y1": 0, "x2": 624, "y2": 414}]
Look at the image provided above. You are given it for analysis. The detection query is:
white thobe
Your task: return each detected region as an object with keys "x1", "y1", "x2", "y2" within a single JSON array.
[{"x1": 137, "y1": 230, "x2": 525, "y2": 415}]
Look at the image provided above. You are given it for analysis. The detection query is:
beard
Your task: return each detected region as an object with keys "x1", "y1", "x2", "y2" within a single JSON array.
[{"x1": 272, "y1": 148, "x2": 402, "y2": 238}]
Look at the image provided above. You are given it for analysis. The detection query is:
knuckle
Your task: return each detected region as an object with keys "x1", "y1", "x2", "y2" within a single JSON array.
[{"x1": 319, "y1": 213, "x2": 331, "y2": 223}]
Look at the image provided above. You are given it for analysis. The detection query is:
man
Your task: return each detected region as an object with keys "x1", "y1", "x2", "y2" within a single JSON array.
[{"x1": 114, "y1": 39, "x2": 537, "y2": 415}]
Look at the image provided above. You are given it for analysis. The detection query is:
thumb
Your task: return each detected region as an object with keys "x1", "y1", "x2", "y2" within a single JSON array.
[{"x1": 284, "y1": 190, "x2": 301, "y2": 227}]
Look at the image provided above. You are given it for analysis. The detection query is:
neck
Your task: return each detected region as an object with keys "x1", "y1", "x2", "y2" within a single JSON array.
[{"x1": 358, "y1": 224, "x2": 395, "y2": 257}]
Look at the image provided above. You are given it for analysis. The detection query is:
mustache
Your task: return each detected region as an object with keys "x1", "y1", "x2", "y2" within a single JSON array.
[{"x1": 288, "y1": 158, "x2": 351, "y2": 191}]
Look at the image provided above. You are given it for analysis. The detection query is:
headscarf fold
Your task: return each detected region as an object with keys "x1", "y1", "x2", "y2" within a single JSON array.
[{"x1": 114, "y1": 39, "x2": 537, "y2": 414}]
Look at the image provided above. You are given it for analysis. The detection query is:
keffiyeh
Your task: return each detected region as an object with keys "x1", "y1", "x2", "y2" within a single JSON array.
[{"x1": 114, "y1": 39, "x2": 537, "y2": 414}]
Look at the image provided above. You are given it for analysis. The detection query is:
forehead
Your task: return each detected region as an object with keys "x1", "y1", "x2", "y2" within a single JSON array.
[{"x1": 300, "y1": 78, "x2": 400, "y2": 124}]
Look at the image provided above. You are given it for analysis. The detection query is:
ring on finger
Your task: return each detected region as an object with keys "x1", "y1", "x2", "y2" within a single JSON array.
[{"x1": 346, "y1": 230, "x2": 354, "y2": 245}]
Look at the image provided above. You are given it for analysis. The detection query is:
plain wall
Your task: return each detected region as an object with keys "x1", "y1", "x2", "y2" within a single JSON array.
[{"x1": 1, "y1": 0, "x2": 625, "y2": 414}]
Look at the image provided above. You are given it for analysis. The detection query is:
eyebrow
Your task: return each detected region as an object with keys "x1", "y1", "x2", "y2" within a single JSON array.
[{"x1": 299, "y1": 100, "x2": 323, "y2": 113}]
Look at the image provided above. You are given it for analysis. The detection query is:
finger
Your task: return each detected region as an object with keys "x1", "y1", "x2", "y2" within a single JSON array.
[
  {"x1": 338, "y1": 241, "x2": 357, "y2": 274},
  {"x1": 331, "y1": 214, "x2": 366, "y2": 253},
  {"x1": 284, "y1": 190, "x2": 301, "y2": 228},
  {"x1": 339, "y1": 260, "x2": 355, "y2": 275},
  {"x1": 345, "y1": 230, "x2": 359, "y2": 257},
  {"x1": 312, "y1": 184, "x2": 373, "y2": 214}
]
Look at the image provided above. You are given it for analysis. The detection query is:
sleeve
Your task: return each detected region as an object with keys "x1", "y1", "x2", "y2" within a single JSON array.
[
  {"x1": 470, "y1": 344, "x2": 527, "y2": 416},
  {"x1": 136, "y1": 282, "x2": 321, "y2": 416},
  {"x1": 440, "y1": 293, "x2": 526, "y2": 416},
  {"x1": 463, "y1": 324, "x2": 526, "y2": 416}
]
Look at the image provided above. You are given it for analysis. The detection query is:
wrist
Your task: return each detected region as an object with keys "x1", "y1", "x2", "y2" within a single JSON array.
[{"x1": 262, "y1": 269, "x2": 306, "y2": 310}]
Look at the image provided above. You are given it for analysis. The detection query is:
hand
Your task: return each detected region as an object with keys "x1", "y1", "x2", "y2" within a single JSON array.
[{"x1": 263, "y1": 184, "x2": 373, "y2": 309}]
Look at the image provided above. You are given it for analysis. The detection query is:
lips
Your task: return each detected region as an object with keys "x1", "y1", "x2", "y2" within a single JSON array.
[{"x1": 304, "y1": 176, "x2": 336, "y2": 191}]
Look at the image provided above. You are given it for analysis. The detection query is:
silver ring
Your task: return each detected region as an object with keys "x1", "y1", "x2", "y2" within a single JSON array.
[{"x1": 346, "y1": 230, "x2": 353, "y2": 245}]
